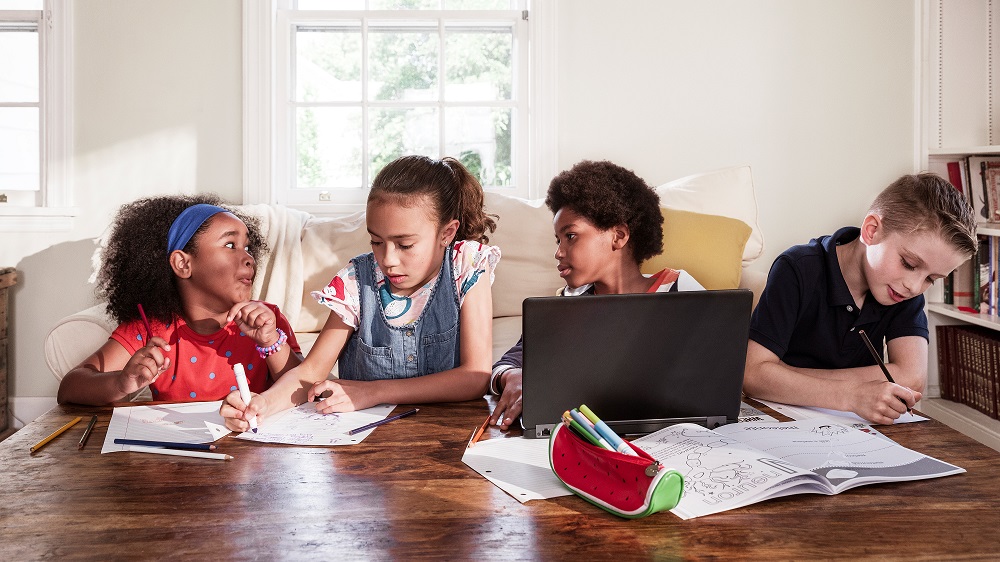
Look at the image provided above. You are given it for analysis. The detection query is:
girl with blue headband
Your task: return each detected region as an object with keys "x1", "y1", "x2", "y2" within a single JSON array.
[
  {"x1": 222, "y1": 155, "x2": 500, "y2": 430},
  {"x1": 57, "y1": 194, "x2": 302, "y2": 405}
]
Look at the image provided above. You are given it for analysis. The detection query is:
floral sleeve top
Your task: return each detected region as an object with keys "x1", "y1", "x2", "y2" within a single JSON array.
[{"x1": 310, "y1": 240, "x2": 501, "y2": 328}]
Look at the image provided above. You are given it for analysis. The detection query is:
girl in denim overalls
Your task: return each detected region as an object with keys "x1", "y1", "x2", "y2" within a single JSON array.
[{"x1": 222, "y1": 156, "x2": 500, "y2": 430}]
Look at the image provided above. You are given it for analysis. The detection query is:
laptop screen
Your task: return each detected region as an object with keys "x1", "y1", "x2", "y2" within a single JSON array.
[{"x1": 520, "y1": 290, "x2": 752, "y2": 438}]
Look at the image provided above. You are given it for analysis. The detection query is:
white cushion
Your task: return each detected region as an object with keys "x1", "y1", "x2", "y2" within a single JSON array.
[{"x1": 655, "y1": 165, "x2": 764, "y2": 266}]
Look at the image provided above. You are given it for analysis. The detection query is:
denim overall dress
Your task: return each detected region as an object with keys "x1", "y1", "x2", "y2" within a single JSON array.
[{"x1": 339, "y1": 249, "x2": 461, "y2": 380}]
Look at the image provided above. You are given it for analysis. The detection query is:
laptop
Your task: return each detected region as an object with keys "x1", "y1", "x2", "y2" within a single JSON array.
[{"x1": 520, "y1": 289, "x2": 752, "y2": 438}]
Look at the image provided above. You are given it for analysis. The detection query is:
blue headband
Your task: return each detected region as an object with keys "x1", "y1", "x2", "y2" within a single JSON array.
[{"x1": 166, "y1": 204, "x2": 229, "y2": 254}]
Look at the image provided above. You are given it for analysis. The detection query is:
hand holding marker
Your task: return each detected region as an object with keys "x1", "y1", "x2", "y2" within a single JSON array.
[{"x1": 233, "y1": 363, "x2": 258, "y2": 433}]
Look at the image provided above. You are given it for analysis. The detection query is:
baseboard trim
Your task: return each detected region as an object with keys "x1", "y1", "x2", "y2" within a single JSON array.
[{"x1": 918, "y1": 398, "x2": 1000, "y2": 453}]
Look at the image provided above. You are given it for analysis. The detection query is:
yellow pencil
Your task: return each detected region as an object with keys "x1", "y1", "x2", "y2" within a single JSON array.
[{"x1": 29, "y1": 416, "x2": 82, "y2": 453}]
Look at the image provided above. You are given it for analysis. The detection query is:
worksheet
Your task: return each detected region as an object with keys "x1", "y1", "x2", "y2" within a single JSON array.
[
  {"x1": 234, "y1": 402, "x2": 396, "y2": 446},
  {"x1": 101, "y1": 400, "x2": 230, "y2": 453}
]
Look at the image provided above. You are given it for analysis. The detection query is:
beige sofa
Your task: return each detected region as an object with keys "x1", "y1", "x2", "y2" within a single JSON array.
[{"x1": 44, "y1": 166, "x2": 767, "y2": 386}]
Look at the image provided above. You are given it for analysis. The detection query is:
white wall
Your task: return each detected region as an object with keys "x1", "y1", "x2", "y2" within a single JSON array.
[
  {"x1": 1, "y1": 0, "x2": 920, "y2": 424},
  {"x1": 1, "y1": 0, "x2": 242, "y2": 426},
  {"x1": 556, "y1": 0, "x2": 919, "y2": 271}
]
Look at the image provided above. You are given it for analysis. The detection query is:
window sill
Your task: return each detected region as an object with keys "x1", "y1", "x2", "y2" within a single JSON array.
[{"x1": 0, "y1": 206, "x2": 78, "y2": 232}]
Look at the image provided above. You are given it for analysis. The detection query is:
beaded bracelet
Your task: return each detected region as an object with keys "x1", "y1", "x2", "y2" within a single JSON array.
[{"x1": 256, "y1": 328, "x2": 287, "y2": 359}]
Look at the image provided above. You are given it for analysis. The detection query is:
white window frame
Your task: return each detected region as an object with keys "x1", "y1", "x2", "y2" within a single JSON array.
[
  {"x1": 0, "y1": 0, "x2": 75, "y2": 232},
  {"x1": 243, "y1": 0, "x2": 556, "y2": 216}
]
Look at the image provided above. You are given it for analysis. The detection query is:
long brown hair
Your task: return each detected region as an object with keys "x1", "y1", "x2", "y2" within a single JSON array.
[{"x1": 368, "y1": 155, "x2": 497, "y2": 244}]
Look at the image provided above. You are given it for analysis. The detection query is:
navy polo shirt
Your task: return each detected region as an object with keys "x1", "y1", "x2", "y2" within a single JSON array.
[{"x1": 749, "y1": 226, "x2": 928, "y2": 369}]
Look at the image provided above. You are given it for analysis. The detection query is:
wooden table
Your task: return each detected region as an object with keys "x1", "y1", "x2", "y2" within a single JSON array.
[{"x1": 2, "y1": 399, "x2": 999, "y2": 561}]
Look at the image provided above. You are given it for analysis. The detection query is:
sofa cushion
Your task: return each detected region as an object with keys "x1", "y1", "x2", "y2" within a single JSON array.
[
  {"x1": 297, "y1": 211, "x2": 371, "y2": 333},
  {"x1": 484, "y1": 192, "x2": 565, "y2": 318},
  {"x1": 642, "y1": 209, "x2": 751, "y2": 290},
  {"x1": 655, "y1": 165, "x2": 763, "y2": 266}
]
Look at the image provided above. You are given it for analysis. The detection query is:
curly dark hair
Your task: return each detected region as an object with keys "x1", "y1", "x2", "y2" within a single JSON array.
[
  {"x1": 545, "y1": 160, "x2": 663, "y2": 263},
  {"x1": 96, "y1": 194, "x2": 267, "y2": 325}
]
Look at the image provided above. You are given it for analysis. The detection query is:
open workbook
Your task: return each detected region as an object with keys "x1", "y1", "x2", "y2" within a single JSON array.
[{"x1": 632, "y1": 418, "x2": 965, "y2": 519}]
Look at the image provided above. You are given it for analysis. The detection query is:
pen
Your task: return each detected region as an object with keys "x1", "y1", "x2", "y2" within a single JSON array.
[
  {"x1": 29, "y1": 416, "x2": 82, "y2": 453},
  {"x1": 137, "y1": 303, "x2": 153, "y2": 343},
  {"x1": 126, "y1": 445, "x2": 233, "y2": 461},
  {"x1": 858, "y1": 329, "x2": 912, "y2": 415},
  {"x1": 233, "y1": 363, "x2": 258, "y2": 433},
  {"x1": 78, "y1": 415, "x2": 98, "y2": 450},
  {"x1": 348, "y1": 408, "x2": 420, "y2": 436},
  {"x1": 466, "y1": 414, "x2": 491, "y2": 448},
  {"x1": 579, "y1": 404, "x2": 639, "y2": 456},
  {"x1": 114, "y1": 438, "x2": 217, "y2": 451}
]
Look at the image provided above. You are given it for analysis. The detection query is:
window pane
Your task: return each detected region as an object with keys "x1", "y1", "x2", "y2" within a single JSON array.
[
  {"x1": 297, "y1": 107, "x2": 363, "y2": 188},
  {"x1": 445, "y1": 27, "x2": 511, "y2": 101},
  {"x1": 0, "y1": 107, "x2": 39, "y2": 190},
  {"x1": 0, "y1": 26, "x2": 38, "y2": 103},
  {"x1": 296, "y1": 27, "x2": 362, "y2": 102},
  {"x1": 369, "y1": 0, "x2": 440, "y2": 9},
  {"x1": 445, "y1": 107, "x2": 511, "y2": 187},
  {"x1": 443, "y1": 0, "x2": 513, "y2": 9},
  {"x1": 295, "y1": 0, "x2": 366, "y2": 9},
  {"x1": 0, "y1": 1, "x2": 43, "y2": 9},
  {"x1": 369, "y1": 107, "x2": 438, "y2": 178},
  {"x1": 368, "y1": 25, "x2": 438, "y2": 101}
]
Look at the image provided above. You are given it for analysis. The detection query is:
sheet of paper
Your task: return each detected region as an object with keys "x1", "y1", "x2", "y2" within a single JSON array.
[
  {"x1": 462, "y1": 437, "x2": 572, "y2": 503},
  {"x1": 738, "y1": 401, "x2": 777, "y2": 423},
  {"x1": 234, "y1": 402, "x2": 396, "y2": 446},
  {"x1": 755, "y1": 399, "x2": 928, "y2": 425},
  {"x1": 101, "y1": 400, "x2": 229, "y2": 454}
]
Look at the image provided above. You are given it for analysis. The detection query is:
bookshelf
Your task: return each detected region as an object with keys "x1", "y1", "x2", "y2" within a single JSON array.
[{"x1": 921, "y1": 0, "x2": 1000, "y2": 449}]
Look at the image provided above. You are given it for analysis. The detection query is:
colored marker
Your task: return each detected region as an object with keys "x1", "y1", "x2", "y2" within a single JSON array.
[
  {"x1": 562, "y1": 411, "x2": 602, "y2": 448},
  {"x1": 579, "y1": 404, "x2": 638, "y2": 456},
  {"x1": 347, "y1": 407, "x2": 419, "y2": 436},
  {"x1": 233, "y1": 363, "x2": 258, "y2": 433},
  {"x1": 126, "y1": 445, "x2": 232, "y2": 461},
  {"x1": 569, "y1": 408, "x2": 614, "y2": 451}
]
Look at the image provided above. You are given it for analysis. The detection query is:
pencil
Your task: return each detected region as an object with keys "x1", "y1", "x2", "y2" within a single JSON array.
[
  {"x1": 114, "y1": 438, "x2": 217, "y2": 451},
  {"x1": 466, "y1": 414, "x2": 491, "y2": 448},
  {"x1": 126, "y1": 445, "x2": 233, "y2": 461},
  {"x1": 78, "y1": 415, "x2": 98, "y2": 450},
  {"x1": 347, "y1": 408, "x2": 419, "y2": 436},
  {"x1": 137, "y1": 303, "x2": 153, "y2": 343},
  {"x1": 858, "y1": 329, "x2": 911, "y2": 414},
  {"x1": 29, "y1": 416, "x2": 82, "y2": 453}
]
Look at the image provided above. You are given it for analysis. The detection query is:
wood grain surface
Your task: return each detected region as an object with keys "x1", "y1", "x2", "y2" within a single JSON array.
[{"x1": 2, "y1": 399, "x2": 998, "y2": 561}]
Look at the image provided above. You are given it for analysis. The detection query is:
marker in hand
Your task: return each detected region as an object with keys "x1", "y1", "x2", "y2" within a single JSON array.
[{"x1": 233, "y1": 363, "x2": 258, "y2": 433}]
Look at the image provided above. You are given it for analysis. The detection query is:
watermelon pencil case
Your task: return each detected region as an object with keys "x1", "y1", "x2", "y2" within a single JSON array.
[{"x1": 548, "y1": 421, "x2": 683, "y2": 518}]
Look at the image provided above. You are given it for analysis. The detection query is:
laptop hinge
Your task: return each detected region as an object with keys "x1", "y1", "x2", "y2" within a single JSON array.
[{"x1": 705, "y1": 416, "x2": 728, "y2": 429}]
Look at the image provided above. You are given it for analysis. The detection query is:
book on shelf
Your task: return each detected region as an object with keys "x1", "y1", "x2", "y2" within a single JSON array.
[
  {"x1": 937, "y1": 325, "x2": 1000, "y2": 419},
  {"x1": 631, "y1": 418, "x2": 964, "y2": 520},
  {"x1": 965, "y1": 156, "x2": 1000, "y2": 224},
  {"x1": 952, "y1": 256, "x2": 974, "y2": 310},
  {"x1": 947, "y1": 160, "x2": 964, "y2": 195}
]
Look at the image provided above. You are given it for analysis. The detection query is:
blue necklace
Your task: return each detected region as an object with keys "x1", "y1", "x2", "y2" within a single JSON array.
[{"x1": 378, "y1": 282, "x2": 412, "y2": 319}]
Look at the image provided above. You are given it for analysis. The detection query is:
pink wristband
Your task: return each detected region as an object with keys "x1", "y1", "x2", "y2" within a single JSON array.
[{"x1": 256, "y1": 328, "x2": 287, "y2": 358}]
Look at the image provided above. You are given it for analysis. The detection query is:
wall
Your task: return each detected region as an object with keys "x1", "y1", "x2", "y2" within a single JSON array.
[
  {"x1": 1, "y1": 0, "x2": 242, "y2": 426},
  {"x1": 1, "y1": 0, "x2": 919, "y2": 424},
  {"x1": 556, "y1": 0, "x2": 919, "y2": 271}
]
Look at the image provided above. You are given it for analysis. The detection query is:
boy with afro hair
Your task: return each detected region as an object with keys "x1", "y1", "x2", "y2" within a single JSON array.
[{"x1": 488, "y1": 160, "x2": 705, "y2": 429}]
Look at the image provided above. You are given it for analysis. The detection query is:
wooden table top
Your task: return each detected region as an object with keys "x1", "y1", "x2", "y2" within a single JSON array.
[{"x1": 2, "y1": 399, "x2": 999, "y2": 561}]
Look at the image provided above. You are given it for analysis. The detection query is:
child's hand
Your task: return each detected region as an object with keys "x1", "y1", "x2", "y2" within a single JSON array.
[
  {"x1": 220, "y1": 388, "x2": 268, "y2": 432},
  {"x1": 227, "y1": 301, "x2": 279, "y2": 348},
  {"x1": 850, "y1": 380, "x2": 921, "y2": 425},
  {"x1": 309, "y1": 379, "x2": 379, "y2": 413},
  {"x1": 118, "y1": 337, "x2": 171, "y2": 395},
  {"x1": 490, "y1": 369, "x2": 522, "y2": 430}
]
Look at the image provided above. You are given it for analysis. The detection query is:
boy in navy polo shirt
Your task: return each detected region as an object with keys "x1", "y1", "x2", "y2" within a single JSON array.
[{"x1": 745, "y1": 173, "x2": 977, "y2": 424}]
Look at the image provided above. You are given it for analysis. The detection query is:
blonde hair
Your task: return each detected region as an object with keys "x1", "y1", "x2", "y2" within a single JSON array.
[
  {"x1": 869, "y1": 173, "x2": 977, "y2": 257},
  {"x1": 368, "y1": 155, "x2": 497, "y2": 244}
]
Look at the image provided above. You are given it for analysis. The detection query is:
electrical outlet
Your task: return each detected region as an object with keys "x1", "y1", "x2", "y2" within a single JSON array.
[
  {"x1": 319, "y1": 191, "x2": 331, "y2": 202},
  {"x1": 0, "y1": 193, "x2": 7, "y2": 203}
]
